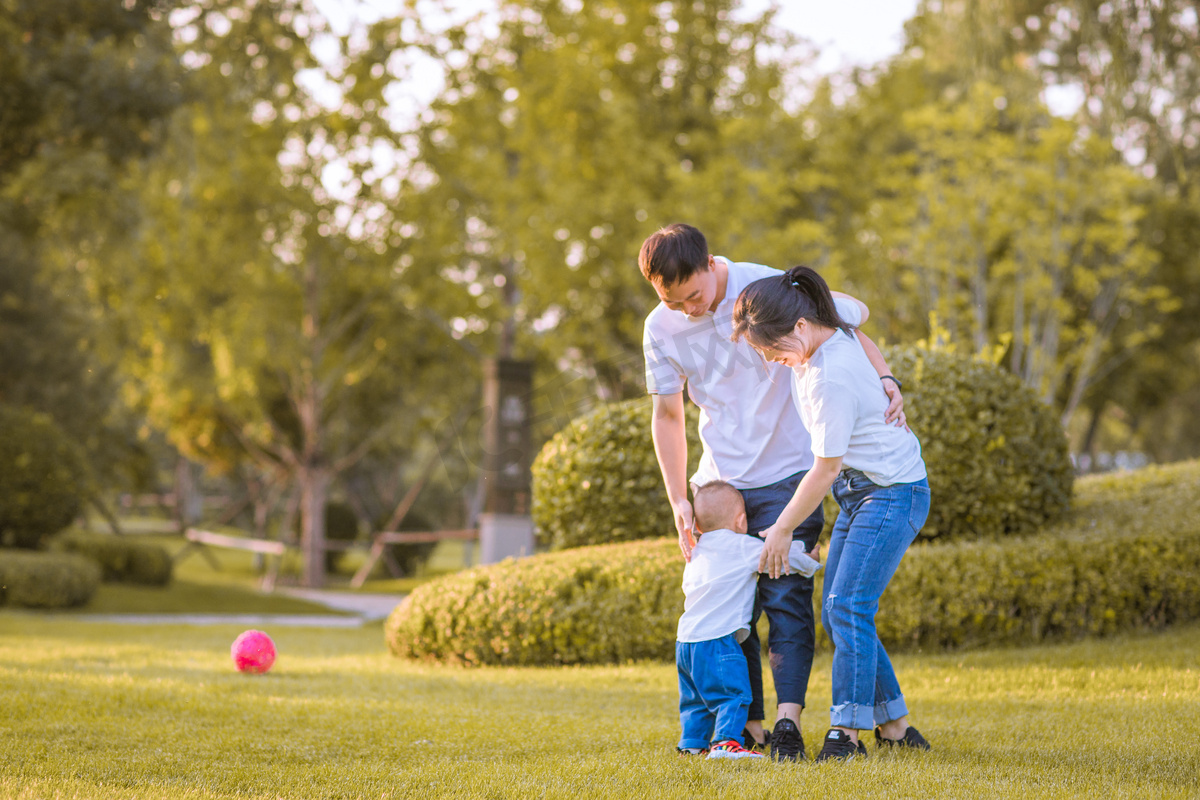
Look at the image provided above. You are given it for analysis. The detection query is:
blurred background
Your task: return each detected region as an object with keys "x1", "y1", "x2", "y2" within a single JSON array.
[{"x1": 3, "y1": 0, "x2": 1197, "y2": 585}]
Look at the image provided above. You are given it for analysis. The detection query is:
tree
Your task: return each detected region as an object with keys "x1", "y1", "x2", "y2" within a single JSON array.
[
  {"x1": 0, "y1": 0, "x2": 183, "y2": 494},
  {"x1": 900, "y1": 0, "x2": 1200, "y2": 456},
  {"x1": 370, "y1": 0, "x2": 810, "y2": 399},
  {"x1": 99, "y1": 0, "x2": 468, "y2": 586}
]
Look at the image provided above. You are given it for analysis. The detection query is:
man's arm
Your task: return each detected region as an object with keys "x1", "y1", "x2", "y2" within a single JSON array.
[
  {"x1": 831, "y1": 291, "x2": 904, "y2": 426},
  {"x1": 855, "y1": 330, "x2": 906, "y2": 427},
  {"x1": 651, "y1": 391, "x2": 696, "y2": 561}
]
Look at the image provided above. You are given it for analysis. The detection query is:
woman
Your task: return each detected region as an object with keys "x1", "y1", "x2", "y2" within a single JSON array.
[{"x1": 731, "y1": 265, "x2": 932, "y2": 763}]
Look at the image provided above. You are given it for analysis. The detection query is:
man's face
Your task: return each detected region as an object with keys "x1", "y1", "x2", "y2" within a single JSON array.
[{"x1": 653, "y1": 257, "x2": 717, "y2": 319}]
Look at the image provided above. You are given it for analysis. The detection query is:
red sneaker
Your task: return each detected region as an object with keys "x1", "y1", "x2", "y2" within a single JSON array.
[{"x1": 707, "y1": 739, "x2": 767, "y2": 760}]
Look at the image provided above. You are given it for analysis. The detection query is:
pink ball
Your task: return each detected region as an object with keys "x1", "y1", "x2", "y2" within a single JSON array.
[{"x1": 231, "y1": 630, "x2": 276, "y2": 674}]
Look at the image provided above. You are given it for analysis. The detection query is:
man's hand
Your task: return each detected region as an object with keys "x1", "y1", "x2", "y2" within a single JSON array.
[
  {"x1": 882, "y1": 380, "x2": 908, "y2": 430},
  {"x1": 757, "y1": 523, "x2": 794, "y2": 579},
  {"x1": 673, "y1": 500, "x2": 697, "y2": 562}
]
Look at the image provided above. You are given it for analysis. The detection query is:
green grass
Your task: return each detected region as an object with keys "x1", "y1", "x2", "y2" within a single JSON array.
[{"x1": 1, "y1": 616, "x2": 1197, "y2": 799}]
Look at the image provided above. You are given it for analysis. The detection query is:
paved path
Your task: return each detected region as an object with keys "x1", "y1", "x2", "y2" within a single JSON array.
[
  {"x1": 66, "y1": 613, "x2": 370, "y2": 628},
  {"x1": 57, "y1": 590, "x2": 406, "y2": 628},
  {"x1": 275, "y1": 589, "x2": 403, "y2": 621}
]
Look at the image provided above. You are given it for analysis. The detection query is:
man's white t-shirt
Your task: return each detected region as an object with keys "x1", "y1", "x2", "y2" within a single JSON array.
[
  {"x1": 643, "y1": 257, "x2": 862, "y2": 490},
  {"x1": 677, "y1": 530, "x2": 821, "y2": 643},
  {"x1": 790, "y1": 305, "x2": 926, "y2": 487}
]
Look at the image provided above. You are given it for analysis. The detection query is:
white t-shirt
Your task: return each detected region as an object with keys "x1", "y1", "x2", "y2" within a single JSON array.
[
  {"x1": 677, "y1": 530, "x2": 821, "y2": 644},
  {"x1": 643, "y1": 257, "x2": 861, "y2": 489},
  {"x1": 790, "y1": 305, "x2": 926, "y2": 486}
]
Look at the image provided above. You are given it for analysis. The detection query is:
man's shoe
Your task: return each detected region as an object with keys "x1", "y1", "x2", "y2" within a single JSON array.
[
  {"x1": 814, "y1": 729, "x2": 866, "y2": 763},
  {"x1": 707, "y1": 739, "x2": 766, "y2": 760},
  {"x1": 768, "y1": 718, "x2": 805, "y2": 762},
  {"x1": 676, "y1": 746, "x2": 708, "y2": 756},
  {"x1": 741, "y1": 727, "x2": 771, "y2": 754},
  {"x1": 874, "y1": 725, "x2": 931, "y2": 751}
]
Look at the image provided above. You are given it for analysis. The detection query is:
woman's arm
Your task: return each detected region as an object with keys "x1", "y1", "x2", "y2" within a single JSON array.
[{"x1": 758, "y1": 455, "x2": 843, "y2": 579}]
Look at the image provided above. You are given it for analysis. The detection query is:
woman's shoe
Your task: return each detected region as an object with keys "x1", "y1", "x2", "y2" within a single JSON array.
[{"x1": 874, "y1": 725, "x2": 931, "y2": 750}]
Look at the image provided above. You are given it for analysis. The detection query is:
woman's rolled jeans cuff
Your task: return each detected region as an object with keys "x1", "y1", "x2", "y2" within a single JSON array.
[{"x1": 829, "y1": 696, "x2": 909, "y2": 730}]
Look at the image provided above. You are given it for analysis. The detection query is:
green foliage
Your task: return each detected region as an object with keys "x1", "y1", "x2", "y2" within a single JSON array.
[
  {"x1": 49, "y1": 531, "x2": 172, "y2": 586},
  {"x1": 531, "y1": 398, "x2": 700, "y2": 550},
  {"x1": 0, "y1": 0, "x2": 183, "y2": 494},
  {"x1": 0, "y1": 405, "x2": 88, "y2": 549},
  {"x1": 390, "y1": 460, "x2": 1197, "y2": 666},
  {"x1": 0, "y1": 550, "x2": 100, "y2": 608},
  {"x1": 885, "y1": 345, "x2": 1074, "y2": 540}
]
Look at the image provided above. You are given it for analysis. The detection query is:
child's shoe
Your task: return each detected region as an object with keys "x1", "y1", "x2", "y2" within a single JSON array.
[
  {"x1": 676, "y1": 746, "x2": 708, "y2": 756},
  {"x1": 741, "y1": 727, "x2": 771, "y2": 753},
  {"x1": 706, "y1": 739, "x2": 766, "y2": 760}
]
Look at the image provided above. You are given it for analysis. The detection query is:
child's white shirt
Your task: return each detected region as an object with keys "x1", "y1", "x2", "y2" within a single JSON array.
[{"x1": 677, "y1": 530, "x2": 821, "y2": 643}]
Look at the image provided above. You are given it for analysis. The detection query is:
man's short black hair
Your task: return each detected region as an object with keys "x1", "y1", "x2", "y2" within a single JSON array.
[{"x1": 638, "y1": 223, "x2": 709, "y2": 286}]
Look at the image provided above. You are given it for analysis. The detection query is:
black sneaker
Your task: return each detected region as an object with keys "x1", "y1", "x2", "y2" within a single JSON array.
[
  {"x1": 768, "y1": 718, "x2": 805, "y2": 762},
  {"x1": 814, "y1": 729, "x2": 866, "y2": 763},
  {"x1": 741, "y1": 727, "x2": 771, "y2": 754},
  {"x1": 874, "y1": 725, "x2": 931, "y2": 750}
]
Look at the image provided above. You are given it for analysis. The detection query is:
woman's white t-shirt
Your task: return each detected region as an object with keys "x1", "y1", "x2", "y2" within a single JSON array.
[{"x1": 790, "y1": 305, "x2": 926, "y2": 487}]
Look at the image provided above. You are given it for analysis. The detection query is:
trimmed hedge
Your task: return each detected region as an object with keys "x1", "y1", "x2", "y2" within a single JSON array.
[
  {"x1": 0, "y1": 405, "x2": 89, "y2": 549},
  {"x1": 531, "y1": 398, "x2": 700, "y2": 550},
  {"x1": 883, "y1": 346, "x2": 1074, "y2": 539},
  {"x1": 0, "y1": 551, "x2": 101, "y2": 608},
  {"x1": 386, "y1": 539, "x2": 680, "y2": 665},
  {"x1": 387, "y1": 460, "x2": 1200, "y2": 666},
  {"x1": 50, "y1": 531, "x2": 173, "y2": 586}
]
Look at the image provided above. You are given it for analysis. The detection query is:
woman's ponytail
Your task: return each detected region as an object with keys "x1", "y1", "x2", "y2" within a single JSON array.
[
  {"x1": 732, "y1": 265, "x2": 852, "y2": 349},
  {"x1": 784, "y1": 266, "x2": 852, "y2": 337}
]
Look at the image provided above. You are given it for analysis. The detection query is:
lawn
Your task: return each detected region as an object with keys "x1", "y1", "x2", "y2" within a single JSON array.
[{"x1": 1, "y1": 615, "x2": 1197, "y2": 799}]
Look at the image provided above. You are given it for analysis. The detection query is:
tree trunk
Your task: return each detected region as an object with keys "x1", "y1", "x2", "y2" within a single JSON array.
[{"x1": 298, "y1": 465, "x2": 328, "y2": 588}]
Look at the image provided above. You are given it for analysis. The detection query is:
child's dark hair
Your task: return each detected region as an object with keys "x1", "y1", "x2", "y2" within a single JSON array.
[
  {"x1": 731, "y1": 265, "x2": 852, "y2": 349},
  {"x1": 638, "y1": 223, "x2": 709, "y2": 285}
]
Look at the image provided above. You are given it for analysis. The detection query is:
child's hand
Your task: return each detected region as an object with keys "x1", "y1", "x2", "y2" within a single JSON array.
[{"x1": 807, "y1": 543, "x2": 821, "y2": 563}]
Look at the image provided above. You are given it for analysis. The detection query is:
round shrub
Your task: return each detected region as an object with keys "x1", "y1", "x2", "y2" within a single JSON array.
[
  {"x1": 531, "y1": 398, "x2": 701, "y2": 550},
  {"x1": 50, "y1": 531, "x2": 172, "y2": 586},
  {"x1": 882, "y1": 346, "x2": 1074, "y2": 540},
  {"x1": 0, "y1": 551, "x2": 100, "y2": 608},
  {"x1": 0, "y1": 405, "x2": 89, "y2": 549}
]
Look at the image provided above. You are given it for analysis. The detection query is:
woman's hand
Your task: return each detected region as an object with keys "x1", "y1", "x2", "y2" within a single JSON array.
[{"x1": 757, "y1": 523, "x2": 794, "y2": 579}]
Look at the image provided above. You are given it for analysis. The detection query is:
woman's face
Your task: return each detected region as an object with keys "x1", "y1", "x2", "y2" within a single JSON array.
[{"x1": 755, "y1": 320, "x2": 817, "y2": 368}]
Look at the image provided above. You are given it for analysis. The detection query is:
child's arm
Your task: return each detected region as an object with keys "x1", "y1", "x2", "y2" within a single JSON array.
[{"x1": 786, "y1": 541, "x2": 821, "y2": 578}]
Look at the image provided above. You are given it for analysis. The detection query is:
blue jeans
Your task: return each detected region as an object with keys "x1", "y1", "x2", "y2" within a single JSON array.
[
  {"x1": 676, "y1": 634, "x2": 753, "y2": 750},
  {"x1": 823, "y1": 469, "x2": 930, "y2": 730},
  {"x1": 739, "y1": 470, "x2": 824, "y2": 719}
]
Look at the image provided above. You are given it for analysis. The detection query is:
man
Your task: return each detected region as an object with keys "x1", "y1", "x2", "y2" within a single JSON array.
[{"x1": 640, "y1": 223, "x2": 904, "y2": 761}]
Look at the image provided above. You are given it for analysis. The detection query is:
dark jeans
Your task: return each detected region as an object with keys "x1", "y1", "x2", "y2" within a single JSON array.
[{"x1": 739, "y1": 470, "x2": 824, "y2": 720}]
